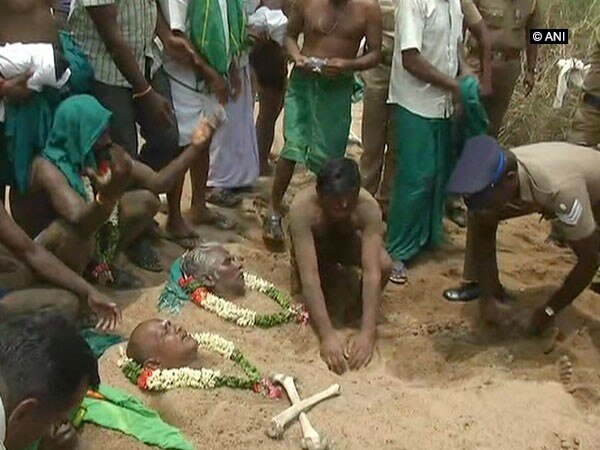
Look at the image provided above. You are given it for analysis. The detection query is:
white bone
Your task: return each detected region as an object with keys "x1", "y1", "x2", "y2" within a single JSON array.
[
  {"x1": 266, "y1": 384, "x2": 340, "y2": 440},
  {"x1": 272, "y1": 374, "x2": 329, "y2": 450}
]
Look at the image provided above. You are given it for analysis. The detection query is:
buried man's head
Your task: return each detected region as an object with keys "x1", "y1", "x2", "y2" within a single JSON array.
[
  {"x1": 126, "y1": 319, "x2": 199, "y2": 370},
  {"x1": 180, "y1": 243, "x2": 246, "y2": 298},
  {"x1": 447, "y1": 136, "x2": 520, "y2": 211},
  {"x1": 0, "y1": 313, "x2": 99, "y2": 450},
  {"x1": 316, "y1": 158, "x2": 361, "y2": 221}
]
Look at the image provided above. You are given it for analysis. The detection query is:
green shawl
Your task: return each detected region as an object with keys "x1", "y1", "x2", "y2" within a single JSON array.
[
  {"x1": 452, "y1": 75, "x2": 489, "y2": 161},
  {"x1": 41, "y1": 94, "x2": 111, "y2": 199},
  {"x1": 157, "y1": 257, "x2": 189, "y2": 314},
  {"x1": 188, "y1": 0, "x2": 246, "y2": 77}
]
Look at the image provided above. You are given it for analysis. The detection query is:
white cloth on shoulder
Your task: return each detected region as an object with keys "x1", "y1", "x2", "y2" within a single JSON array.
[
  {"x1": 247, "y1": 7, "x2": 288, "y2": 45},
  {"x1": 0, "y1": 393, "x2": 6, "y2": 449},
  {"x1": 0, "y1": 42, "x2": 71, "y2": 122}
]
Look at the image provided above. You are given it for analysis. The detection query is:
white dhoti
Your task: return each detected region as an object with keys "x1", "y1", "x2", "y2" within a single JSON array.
[{"x1": 207, "y1": 59, "x2": 259, "y2": 188}]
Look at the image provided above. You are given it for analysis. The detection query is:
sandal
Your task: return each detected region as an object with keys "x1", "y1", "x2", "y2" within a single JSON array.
[
  {"x1": 125, "y1": 238, "x2": 164, "y2": 273},
  {"x1": 389, "y1": 261, "x2": 408, "y2": 285},
  {"x1": 262, "y1": 213, "x2": 285, "y2": 244},
  {"x1": 206, "y1": 189, "x2": 242, "y2": 208}
]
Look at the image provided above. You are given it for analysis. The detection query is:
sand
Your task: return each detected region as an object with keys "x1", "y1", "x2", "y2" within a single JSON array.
[{"x1": 80, "y1": 106, "x2": 600, "y2": 449}]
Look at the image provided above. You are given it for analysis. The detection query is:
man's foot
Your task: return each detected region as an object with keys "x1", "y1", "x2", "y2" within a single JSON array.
[
  {"x1": 185, "y1": 207, "x2": 236, "y2": 230},
  {"x1": 259, "y1": 160, "x2": 274, "y2": 177},
  {"x1": 443, "y1": 282, "x2": 481, "y2": 302},
  {"x1": 206, "y1": 188, "x2": 242, "y2": 208},
  {"x1": 446, "y1": 205, "x2": 467, "y2": 228},
  {"x1": 125, "y1": 238, "x2": 164, "y2": 272},
  {"x1": 389, "y1": 261, "x2": 408, "y2": 285},
  {"x1": 191, "y1": 103, "x2": 226, "y2": 146},
  {"x1": 480, "y1": 297, "x2": 514, "y2": 327},
  {"x1": 86, "y1": 263, "x2": 143, "y2": 290},
  {"x1": 262, "y1": 213, "x2": 285, "y2": 246}
]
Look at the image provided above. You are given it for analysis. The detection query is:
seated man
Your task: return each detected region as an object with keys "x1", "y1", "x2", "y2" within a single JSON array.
[
  {"x1": 127, "y1": 318, "x2": 201, "y2": 370},
  {"x1": 288, "y1": 158, "x2": 392, "y2": 374},
  {"x1": 443, "y1": 136, "x2": 600, "y2": 335},
  {"x1": 10, "y1": 95, "x2": 222, "y2": 286},
  {"x1": 0, "y1": 312, "x2": 100, "y2": 450}
]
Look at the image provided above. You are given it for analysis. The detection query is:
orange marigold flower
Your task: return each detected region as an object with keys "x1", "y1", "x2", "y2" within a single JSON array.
[
  {"x1": 190, "y1": 288, "x2": 207, "y2": 305},
  {"x1": 137, "y1": 368, "x2": 154, "y2": 390}
]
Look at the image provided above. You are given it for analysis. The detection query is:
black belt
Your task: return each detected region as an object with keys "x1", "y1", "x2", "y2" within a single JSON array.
[{"x1": 583, "y1": 92, "x2": 600, "y2": 110}]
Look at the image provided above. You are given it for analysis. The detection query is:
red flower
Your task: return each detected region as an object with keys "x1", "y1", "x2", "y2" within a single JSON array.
[
  {"x1": 254, "y1": 379, "x2": 282, "y2": 399},
  {"x1": 179, "y1": 276, "x2": 194, "y2": 288},
  {"x1": 97, "y1": 160, "x2": 110, "y2": 177},
  {"x1": 137, "y1": 368, "x2": 153, "y2": 390},
  {"x1": 190, "y1": 288, "x2": 207, "y2": 305}
]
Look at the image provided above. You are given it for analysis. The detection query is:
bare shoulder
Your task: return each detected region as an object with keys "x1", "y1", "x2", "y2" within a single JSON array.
[
  {"x1": 289, "y1": 186, "x2": 318, "y2": 226},
  {"x1": 352, "y1": 0, "x2": 380, "y2": 12},
  {"x1": 356, "y1": 189, "x2": 384, "y2": 228}
]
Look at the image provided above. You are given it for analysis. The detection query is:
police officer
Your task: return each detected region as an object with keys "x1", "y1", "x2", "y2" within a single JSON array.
[
  {"x1": 443, "y1": 136, "x2": 600, "y2": 335},
  {"x1": 569, "y1": 26, "x2": 600, "y2": 148},
  {"x1": 359, "y1": 0, "x2": 395, "y2": 216},
  {"x1": 461, "y1": 0, "x2": 544, "y2": 137}
]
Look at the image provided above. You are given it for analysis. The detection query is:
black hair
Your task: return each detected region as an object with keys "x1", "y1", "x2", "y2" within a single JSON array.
[
  {"x1": 0, "y1": 313, "x2": 99, "y2": 412},
  {"x1": 316, "y1": 158, "x2": 361, "y2": 197},
  {"x1": 504, "y1": 149, "x2": 518, "y2": 173}
]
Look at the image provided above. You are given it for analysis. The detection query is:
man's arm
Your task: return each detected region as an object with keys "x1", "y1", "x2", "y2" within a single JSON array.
[
  {"x1": 284, "y1": 0, "x2": 305, "y2": 63},
  {"x1": 31, "y1": 158, "x2": 116, "y2": 236},
  {"x1": 346, "y1": 0, "x2": 382, "y2": 71},
  {"x1": 85, "y1": 4, "x2": 150, "y2": 93},
  {"x1": 524, "y1": 2, "x2": 543, "y2": 95},
  {"x1": 466, "y1": 19, "x2": 492, "y2": 95},
  {"x1": 289, "y1": 204, "x2": 348, "y2": 374},
  {"x1": 402, "y1": 49, "x2": 460, "y2": 93}
]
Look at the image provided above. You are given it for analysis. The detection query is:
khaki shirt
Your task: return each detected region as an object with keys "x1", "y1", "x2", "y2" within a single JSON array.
[
  {"x1": 380, "y1": 0, "x2": 395, "y2": 64},
  {"x1": 461, "y1": 0, "x2": 543, "y2": 51},
  {"x1": 583, "y1": 26, "x2": 600, "y2": 95},
  {"x1": 512, "y1": 142, "x2": 600, "y2": 241}
]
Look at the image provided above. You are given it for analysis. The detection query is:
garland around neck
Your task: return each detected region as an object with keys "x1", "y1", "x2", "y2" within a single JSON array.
[
  {"x1": 173, "y1": 273, "x2": 309, "y2": 328},
  {"x1": 118, "y1": 332, "x2": 282, "y2": 398}
]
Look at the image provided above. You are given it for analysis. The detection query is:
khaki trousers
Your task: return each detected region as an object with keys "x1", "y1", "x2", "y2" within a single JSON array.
[
  {"x1": 569, "y1": 94, "x2": 600, "y2": 147},
  {"x1": 359, "y1": 63, "x2": 395, "y2": 205}
]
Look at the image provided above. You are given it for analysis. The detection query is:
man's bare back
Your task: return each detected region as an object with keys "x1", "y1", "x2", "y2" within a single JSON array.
[
  {"x1": 296, "y1": 0, "x2": 378, "y2": 60},
  {"x1": 0, "y1": 0, "x2": 58, "y2": 45}
]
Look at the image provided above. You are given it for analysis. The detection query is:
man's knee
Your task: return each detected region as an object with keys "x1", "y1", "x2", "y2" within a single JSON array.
[{"x1": 0, "y1": 288, "x2": 80, "y2": 323}]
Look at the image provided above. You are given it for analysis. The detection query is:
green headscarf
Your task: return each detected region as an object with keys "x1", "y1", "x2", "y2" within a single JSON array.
[
  {"x1": 41, "y1": 94, "x2": 112, "y2": 199},
  {"x1": 188, "y1": 0, "x2": 246, "y2": 77}
]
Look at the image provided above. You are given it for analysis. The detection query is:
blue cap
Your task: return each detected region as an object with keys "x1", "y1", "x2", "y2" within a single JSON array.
[{"x1": 447, "y1": 135, "x2": 506, "y2": 195}]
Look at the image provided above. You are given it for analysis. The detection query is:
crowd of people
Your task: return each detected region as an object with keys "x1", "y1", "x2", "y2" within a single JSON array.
[{"x1": 0, "y1": 0, "x2": 599, "y2": 447}]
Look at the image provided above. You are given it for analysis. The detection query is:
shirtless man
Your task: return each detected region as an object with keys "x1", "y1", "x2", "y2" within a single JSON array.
[
  {"x1": 289, "y1": 158, "x2": 392, "y2": 374},
  {"x1": 10, "y1": 95, "x2": 222, "y2": 286},
  {"x1": 0, "y1": 0, "x2": 57, "y2": 46},
  {"x1": 262, "y1": 0, "x2": 382, "y2": 246}
]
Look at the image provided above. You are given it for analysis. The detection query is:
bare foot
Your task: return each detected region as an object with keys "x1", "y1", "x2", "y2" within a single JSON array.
[
  {"x1": 558, "y1": 355, "x2": 574, "y2": 391},
  {"x1": 479, "y1": 297, "x2": 514, "y2": 327},
  {"x1": 184, "y1": 206, "x2": 236, "y2": 230},
  {"x1": 191, "y1": 104, "x2": 226, "y2": 147},
  {"x1": 166, "y1": 215, "x2": 198, "y2": 239}
]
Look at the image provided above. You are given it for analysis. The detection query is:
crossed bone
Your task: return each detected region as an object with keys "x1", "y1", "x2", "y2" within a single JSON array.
[{"x1": 266, "y1": 374, "x2": 340, "y2": 450}]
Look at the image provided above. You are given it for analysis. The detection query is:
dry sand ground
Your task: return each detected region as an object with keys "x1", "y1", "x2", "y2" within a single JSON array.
[{"x1": 81, "y1": 105, "x2": 600, "y2": 449}]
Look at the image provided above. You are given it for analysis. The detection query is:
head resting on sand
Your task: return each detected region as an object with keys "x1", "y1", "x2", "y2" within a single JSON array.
[
  {"x1": 127, "y1": 319, "x2": 199, "y2": 369},
  {"x1": 181, "y1": 243, "x2": 246, "y2": 298}
]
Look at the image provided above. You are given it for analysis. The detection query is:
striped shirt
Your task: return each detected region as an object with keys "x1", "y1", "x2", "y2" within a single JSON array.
[{"x1": 69, "y1": 0, "x2": 161, "y2": 88}]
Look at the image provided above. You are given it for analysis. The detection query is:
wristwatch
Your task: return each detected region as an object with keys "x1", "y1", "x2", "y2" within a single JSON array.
[{"x1": 544, "y1": 306, "x2": 555, "y2": 317}]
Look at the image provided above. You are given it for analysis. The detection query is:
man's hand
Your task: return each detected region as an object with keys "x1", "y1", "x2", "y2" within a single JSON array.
[
  {"x1": 209, "y1": 72, "x2": 229, "y2": 105},
  {"x1": 524, "y1": 69, "x2": 535, "y2": 97},
  {"x1": 452, "y1": 84, "x2": 464, "y2": 118},
  {"x1": 137, "y1": 89, "x2": 174, "y2": 129},
  {"x1": 345, "y1": 329, "x2": 376, "y2": 370},
  {"x1": 248, "y1": 27, "x2": 271, "y2": 43},
  {"x1": 163, "y1": 34, "x2": 199, "y2": 68},
  {"x1": 320, "y1": 333, "x2": 348, "y2": 374},
  {"x1": 323, "y1": 58, "x2": 350, "y2": 77},
  {"x1": 0, "y1": 256, "x2": 18, "y2": 273},
  {"x1": 87, "y1": 289, "x2": 121, "y2": 331},
  {"x1": 83, "y1": 151, "x2": 133, "y2": 202},
  {"x1": 0, "y1": 72, "x2": 34, "y2": 103},
  {"x1": 480, "y1": 75, "x2": 493, "y2": 97},
  {"x1": 294, "y1": 55, "x2": 310, "y2": 69}
]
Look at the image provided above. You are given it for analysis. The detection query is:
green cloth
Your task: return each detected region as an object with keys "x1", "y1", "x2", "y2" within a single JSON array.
[
  {"x1": 157, "y1": 257, "x2": 188, "y2": 314},
  {"x1": 1, "y1": 32, "x2": 93, "y2": 192},
  {"x1": 386, "y1": 105, "x2": 452, "y2": 262},
  {"x1": 188, "y1": 0, "x2": 246, "y2": 77},
  {"x1": 81, "y1": 328, "x2": 124, "y2": 359},
  {"x1": 452, "y1": 75, "x2": 489, "y2": 159},
  {"x1": 280, "y1": 68, "x2": 355, "y2": 174},
  {"x1": 80, "y1": 385, "x2": 193, "y2": 450},
  {"x1": 41, "y1": 95, "x2": 111, "y2": 199}
]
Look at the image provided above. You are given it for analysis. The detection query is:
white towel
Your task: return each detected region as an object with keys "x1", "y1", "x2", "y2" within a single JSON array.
[
  {"x1": 247, "y1": 7, "x2": 288, "y2": 46},
  {"x1": 553, "y1": 58, "x2": 590, "y2": 109}
]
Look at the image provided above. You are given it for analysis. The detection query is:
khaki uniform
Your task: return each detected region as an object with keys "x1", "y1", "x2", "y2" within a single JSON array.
[
  {"x1": 359, "y1": 0, "x2": 395, "y2": 205},
  {"x1": 463, "y1": 142, "x2": 600, "y2": 282},
  {"x1": 569, "y1": 26, "x2": 600, "y2": 147},
  {"x1": 462, "y1": 0, "x2": 543, "y2": 137}
]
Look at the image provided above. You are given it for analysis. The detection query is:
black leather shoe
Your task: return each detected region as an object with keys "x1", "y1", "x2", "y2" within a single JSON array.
[{"x1": 443, "y1": 282, "x2": 481, "y2": 302}]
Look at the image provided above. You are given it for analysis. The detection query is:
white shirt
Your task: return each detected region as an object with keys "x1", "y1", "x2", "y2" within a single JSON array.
[
  {"x1": 0, "y1": 393, "x2": 6, "y2": 449},
  {"x1": 388, "y1": 0, "x2": 463, "y2": 119}
]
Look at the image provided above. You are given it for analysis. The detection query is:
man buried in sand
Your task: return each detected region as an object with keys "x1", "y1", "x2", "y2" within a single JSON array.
[{"x1": 289, "y1": 158, "x2": 392, "y2": 374}]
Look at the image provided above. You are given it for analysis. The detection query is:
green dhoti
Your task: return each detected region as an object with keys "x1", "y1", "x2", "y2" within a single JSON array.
[
  {"x1": 280, "y1": 68, "x2": 354, "y2": 173},
  {"x1": 386, "y1": 105, "x2": 452, "y2": 262}
]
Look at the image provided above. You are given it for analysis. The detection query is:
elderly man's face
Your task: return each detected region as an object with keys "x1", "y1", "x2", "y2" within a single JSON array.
[
  {"x1": 127, "y1": 319, "x2": 199, "y2": 369},
  {"x1": 209, "y1": 247, "x2": 246, "y2": 298}
]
